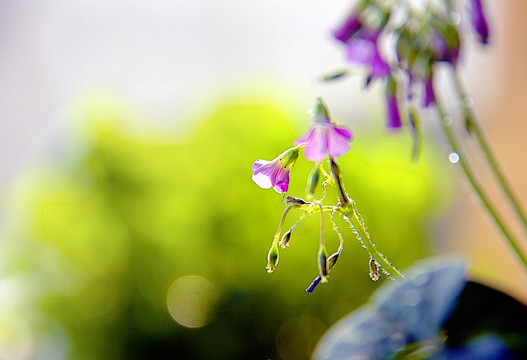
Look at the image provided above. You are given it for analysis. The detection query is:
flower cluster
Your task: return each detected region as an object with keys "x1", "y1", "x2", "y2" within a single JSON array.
[
  {"x1": 251, "y1": 0, "x2": 498, "y2": 294},
  {"x1": 332, "y1": 0, "x2": 490, "y2": 130},
  {"x1": 252, "y1": 97, "x2": 353, "y2": 194},
  {"x1": 252, "y1": 98, "x2": 402, "y2": 292}
]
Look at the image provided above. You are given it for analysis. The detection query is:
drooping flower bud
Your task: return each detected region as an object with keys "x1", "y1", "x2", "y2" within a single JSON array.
[
  {"x1": 385, "y1": 76, "x2": 402, "y2": 129},
  {"x1": 369, "y1": 256, "x2": 380, "y2": 281},
  {"x1": 328, "y1": 251, "x2": 340, "y2": 270},
  {"x1": 279, "y1": 230, "x2": 292, "y2": 248},
  {"x1": 331, "y1": 159, "x2": 350, "y2": 206},
  {"x1": 429, "y1": 21, "x2": 460, "y2": 65},
  {"x1": 285, "y1": 196, "x2": 308, "y2": 206},
  {"x1": 318, "y1": 244, "x2": 330, "y2": 283},
  {"x1": 468, "y1": 0, "x2": 489, "y2": 45},
  {"x1": 409, "y1": 107, "x2": 422, "y2": 162},
  {"x1": 306, "y1": 165, "x2": 321, "y2": 198},
  {"x1": 266, "y1": 243, "x2": 279, "y2": 274}
]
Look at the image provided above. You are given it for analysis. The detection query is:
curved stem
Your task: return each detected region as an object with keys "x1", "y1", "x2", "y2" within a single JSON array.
[
  {"x1": 338, "y1": 205, "x2": 404, "y2": 278},
  {"x1": 436, "y1": 104, "x2": 527, "y2": 270},
  {"x1": 451, "y1": 69, "x2": 527, "y2": 235},
  {"x1": 273, "y1": 205, "x2": 294, "y2": 245}
]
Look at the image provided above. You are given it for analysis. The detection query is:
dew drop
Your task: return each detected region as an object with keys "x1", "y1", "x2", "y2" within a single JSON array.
[
  {"x1": 442, "y1": 116, "x2": 453, "y2": 126},
  {"x1": 448, "y1": 152, "x2": 460, "y2": 164},
  {"x1": 462, "y1": 96, "x2": 474, "y2": 109},
  {"x1": 448, "y1": 11, "x2": 461, "y2": 26}
]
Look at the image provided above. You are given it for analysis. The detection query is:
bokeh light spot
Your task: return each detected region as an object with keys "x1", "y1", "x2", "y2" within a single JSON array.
[
  {"x1": 166, "y1": 276, "x2": 217, "y2": 328},
  {"x1": 448, "y1": 152, "x2": 460, "y2": 164}
]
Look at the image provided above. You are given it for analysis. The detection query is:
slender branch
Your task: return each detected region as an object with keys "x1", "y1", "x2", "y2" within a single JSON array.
[
  {"x1": 435, "y1": 103, "x2": 527, "y2": 270},
  {"x1": 338, "y1": 205, "x2": 404, "y2": 278},
  {"x1": 451, "y1": 68, "x2": 527, "y2": 235}
]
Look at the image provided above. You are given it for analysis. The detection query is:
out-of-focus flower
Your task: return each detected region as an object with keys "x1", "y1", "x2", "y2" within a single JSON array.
[
  {"x1": 334, "y1": 12, "x2": 362, "y2": 44},
  {"x1": 252, "y1": 146, "x2": 300, "y2": 194},
  {"x1": 295, "y1": 98, "x2": 353, "y2": 163},
  {"x1": 344, "y1": 29, "x2": 390, "y2": 80},
  {"x1": 334, "y1": 4, "x2": 391, "y2": 81},
  {"x1": 429, "y1": 26, "x2": 460, "y2": 65},
  {"x1": 385, "y1": 93, "x2": 402, "y2": 129},
  {"x1": 385, "y1": 77, "x2": 402, "y2": 129},
  {"x1": 424, "y1": 75, "x2": 436, "y2": 107},
  {"x1": 468, "y1": 0, "x2": 489, "y2": 44}
]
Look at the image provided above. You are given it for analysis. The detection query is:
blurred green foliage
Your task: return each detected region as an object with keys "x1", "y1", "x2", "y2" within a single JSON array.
[{"x1": 1, "y1": 98, "x2": 454, "y2": 359}]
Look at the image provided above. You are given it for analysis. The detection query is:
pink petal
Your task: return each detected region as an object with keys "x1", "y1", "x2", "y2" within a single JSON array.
[
  {"x1": 333, "y1": 125, "x2": 353, "y2": 141},
  {"x1": 252, "y1": 159, "x2": 274, "y2": 189},
  {"x1": 252, "y1": 159, "x2": 270, "y2": 172},
  {"x1": 327, "y1": 126, "x2": 351, "y2": 158},
  {"x1": 273, "y1": 168, "x2": 290, "y2": 193},
  {"x1": 252, "y1": 171, "x2": 273, "y2": 189},
  {"x1": 303, "y1": 127, "x2": 328, "y2": 163},
  {"x1": 295, "y1": 127, "x2": 316, "y2": 146}
]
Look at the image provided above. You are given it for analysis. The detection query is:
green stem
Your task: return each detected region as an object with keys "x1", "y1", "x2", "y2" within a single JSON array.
[
  {"x1": 451, "y1": 69, "x2": 527, "y2": 235},
  {"x1": 329, "y1": 159, "x2": 403, "y2": 278},
  {"x1": 338, "y1": 205, "x2": 404, "y2": 278},
  {"x1": 436, "y1": 104, "x2": 527, "y2": 270}
]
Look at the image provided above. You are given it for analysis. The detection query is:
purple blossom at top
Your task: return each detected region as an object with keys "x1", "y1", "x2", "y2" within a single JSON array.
[
  {"x1": 344, "y1": 29, "x2": 391, "y2": 80},
  {"x1": 385, "y1": 93, "x2": 402, "y2": 129},
  {"x1": 295, "y1": 98, "x2": 353, "y2": 163},
  {"x1": 334, "y1": 12, "x2": 362, "y2": 44},
  {"x1": 252, "y1": 147, "x2": 299, "y2": 194},
  {"x1": 468, "y1": 0, "x2": 489, "y2": 44},
  {"x1": 334, "y1": 11, "x2": 390, "y2": 80},
  {"x1": 385, "y1": 77, "x2": 402, "y2": 129}
]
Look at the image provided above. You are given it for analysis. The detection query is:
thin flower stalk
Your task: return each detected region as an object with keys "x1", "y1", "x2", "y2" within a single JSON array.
[
  {"x1": 451, "y1": 69, "x2": 527, "y2": 236},
  {"x1": 266, "y1": 205, "x2": 295, "y2": 273},
  {"x1": 330, "y1": 159, "x2": 403, "y2": 278},
  {"x1": 435, "y1": 103, "x2": 527, "y2": 270},
  {"x1": 338, "y1": 204, "x2": 404, "y2": 279}
]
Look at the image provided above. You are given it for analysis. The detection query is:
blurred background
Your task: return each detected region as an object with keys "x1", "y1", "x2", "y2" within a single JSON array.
[{"x1": 1, "y1": 0, "x2": 526, "y2": 359}]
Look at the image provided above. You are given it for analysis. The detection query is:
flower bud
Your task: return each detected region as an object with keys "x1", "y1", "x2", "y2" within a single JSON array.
[
  {"x1": 306, "y1": 166, "x2": 321, "y2": 198},
  {"x1": 285, "y1": 196, "x2": 307, "y2": 206},
  {"x1": 280, "y1": 230, "x2": 292, "y2": 248},
  {"x1": 328, "y1": 251, "x2": 340, "y2": 270},
  {"x1": 385, "y1": 76, "x2": 402, "y2": 129},
  {"x1": 330, "y1": 159, "x2": 350, "y2": 205},
  {"x1": 369, "y1": 256, "x2": 380, "y2": 281},
  {"x1": 312, "y1": 97, "x2": 331, "y2": 123},
  {"x1": 318, "y1": 245, "x2": 329, "y2": 283},
  {"x1": 266, "y1": 244, "x2": 279, "y2": 274}
]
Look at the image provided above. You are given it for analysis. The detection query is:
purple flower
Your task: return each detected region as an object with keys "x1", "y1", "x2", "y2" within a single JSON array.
[
  {"x1": 385, "y1": 93, "x2": 402, "y2": 129},
  {"x1": 252, "y1": 147, "x2": 299, "y2": 194},
  {"x1": 430, "y1": 29, "x2": 460, "y2": 65},
  {"x1": 423, "y1": 75, "x2": 436, "y2": 107},
  {"x1": 468, "y1": 0, "x2": 489, "y2": 44},
  {"x1": 295, "y1": 98, "x2": 353, "y2": 163},
  {"x1": 345, "y1": 29, "x2": 391, "y2": 79},
  {"x1": 334, "y1": 12, "x2": 362, "y2": 44},
  {"x1": 386, "y1": 77, "x2": 402, "y2": 129}
]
